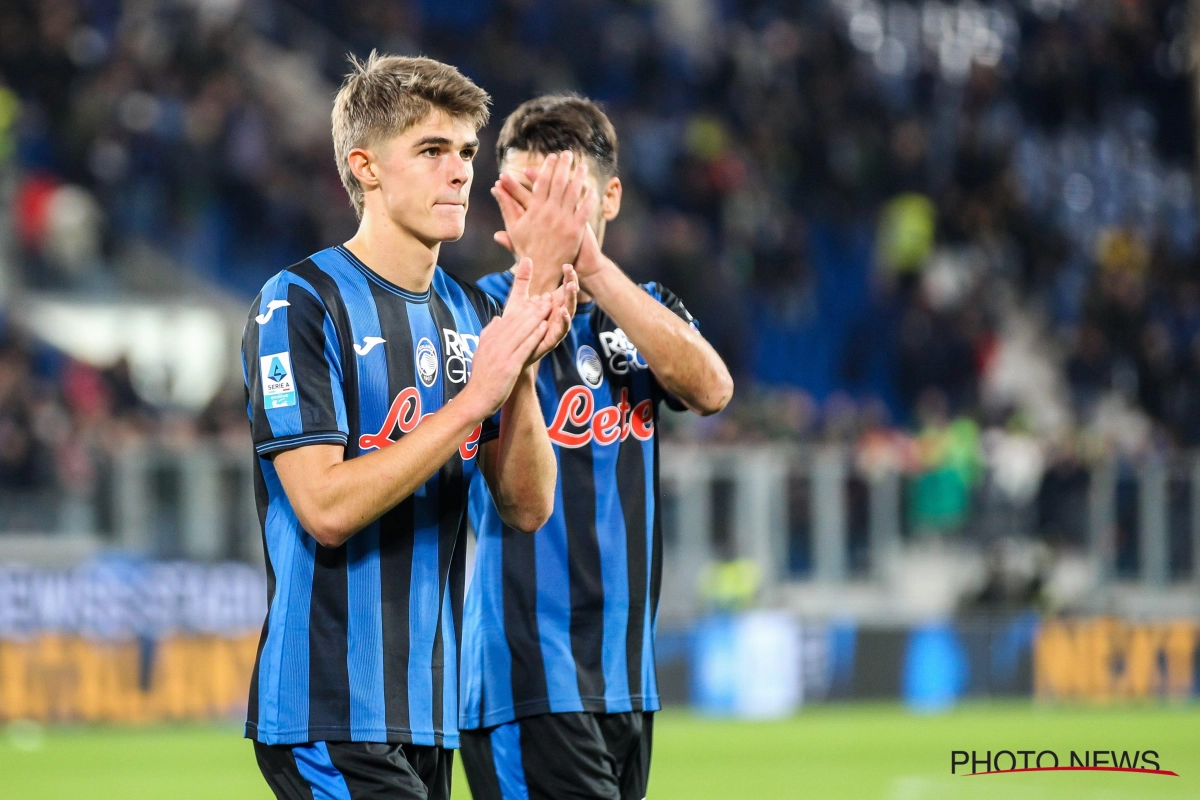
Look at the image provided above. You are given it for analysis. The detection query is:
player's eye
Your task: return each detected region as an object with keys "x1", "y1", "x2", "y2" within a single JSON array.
[
  {"x1": 461, "y1": 148, "x2": 477, "y2": 161},
  {"x1": 422, "y1": 147, "x2": 441, "y2": 157}
]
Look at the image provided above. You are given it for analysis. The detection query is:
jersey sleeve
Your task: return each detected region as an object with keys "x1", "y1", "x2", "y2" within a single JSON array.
[
  {"x1": 476, "y1": 291, "x2": 505, "y2": 444},
  {"x1": 641, "y1": 282, "x2": 699, "y2": 412},
  {"x1": 244, "y1": 274, "x2": 349, "y2": 457}
]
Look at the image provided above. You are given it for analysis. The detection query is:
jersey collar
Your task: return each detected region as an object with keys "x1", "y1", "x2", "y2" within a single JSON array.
[{"x1": 336, "y1": 245, "x2": 433, "y2": 303}]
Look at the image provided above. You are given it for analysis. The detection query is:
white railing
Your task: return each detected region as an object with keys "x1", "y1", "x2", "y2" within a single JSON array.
[{"x1": 3, "y1": 443, "x2": 1199, "y2": 609}]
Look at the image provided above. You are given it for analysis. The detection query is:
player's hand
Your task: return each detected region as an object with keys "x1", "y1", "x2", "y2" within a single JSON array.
[
  {"x1": 460, "y1": 259, "x2": 551, "y2": 417},
  {"x1": 528, "y1": 263, "x2": 578, "y2": 363},
  {"x1": 574, "y1": 221, "x2": 617, "y2": 288},
  {"x1": 491, "y1": 151, "x2": 596, "y2": 294}
]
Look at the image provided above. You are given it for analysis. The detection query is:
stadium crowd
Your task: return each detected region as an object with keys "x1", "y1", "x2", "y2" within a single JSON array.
[{"x1": 0, "y1": 0, "x2": 1197, "y2": 543}]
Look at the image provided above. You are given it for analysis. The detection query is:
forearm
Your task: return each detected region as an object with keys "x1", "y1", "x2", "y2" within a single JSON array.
[
  {"x1": 275, "y1": 399, "x2": 485, "y2": 547},
  {"x1": 582, "y1": 263, "x2": 733, "y2": 415},
  {"x1": 486, "y1": 366, "x2": 557, "y2": 531}
]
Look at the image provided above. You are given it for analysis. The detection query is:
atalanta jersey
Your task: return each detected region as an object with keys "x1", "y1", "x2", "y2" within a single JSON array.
[
  {"x1": 461, "y1": 270, "x2": 696, "y2": 729},
  {"x1": 242, "y1": 245, "x2": 501, "y2": 747}
]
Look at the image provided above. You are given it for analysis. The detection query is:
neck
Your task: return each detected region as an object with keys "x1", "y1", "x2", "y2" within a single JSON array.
[{"x1": 343, "y1": 208, "x2": 440, "y2": 293}]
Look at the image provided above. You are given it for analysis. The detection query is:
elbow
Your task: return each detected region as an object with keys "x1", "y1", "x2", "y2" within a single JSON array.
[
  {"x1": 500, "y1": 495, "x2": 554, "y2": 533},
  {"x1": 497, "y1": 480, "x2": 555, "y2": 533},
  {"x1": 301, "y1": 509, "x2": 357, "y2": 549},
  {"x1": 692, "y1": 372, "x2": 734, "y2": 417}
]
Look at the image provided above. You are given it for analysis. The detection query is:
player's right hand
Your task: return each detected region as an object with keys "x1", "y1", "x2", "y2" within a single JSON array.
[{"x1": 459, "y1": 258, "x2": 556, "y2": 418}]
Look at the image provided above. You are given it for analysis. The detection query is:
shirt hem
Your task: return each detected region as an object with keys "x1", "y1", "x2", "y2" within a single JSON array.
[
  {"x1": 460, "y1": 693, "x2": 661, "y2": 730},
  {"x1": 245, "y1": 722, "x2": 459, "y2": 749}
]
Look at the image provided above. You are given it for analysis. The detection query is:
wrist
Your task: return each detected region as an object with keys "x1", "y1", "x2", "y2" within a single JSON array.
[
  {"x1": 510, "y1": 364, "x2": 538, "y2": 394},
  {"x1": 451, "y1": 383, "x2": 496, "y2": 426},
  {"x1": 577, "y1": 256, "x2": 621, "y2": 298}
]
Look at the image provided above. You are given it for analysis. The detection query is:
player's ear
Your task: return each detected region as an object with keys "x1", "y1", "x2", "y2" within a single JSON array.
[
  {"x1": 601, "y1": 176, "x2": 622, "y2": 221},
  {"x1": 347, "y1": 147, "x2": 380, "y2": 190}
]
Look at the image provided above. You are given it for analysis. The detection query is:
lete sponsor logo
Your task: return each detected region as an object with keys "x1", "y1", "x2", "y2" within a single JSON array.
[
  {"x1": 358, "y1": 387, "x2": 482, "y2": 460},
  {"x1": 548, "y1": 386, "x2": 654, "y2": 448}
]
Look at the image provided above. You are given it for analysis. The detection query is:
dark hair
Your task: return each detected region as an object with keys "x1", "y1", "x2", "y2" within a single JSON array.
[{"x1": 495, "y1": 95, "x2": 618, "y2": 178}]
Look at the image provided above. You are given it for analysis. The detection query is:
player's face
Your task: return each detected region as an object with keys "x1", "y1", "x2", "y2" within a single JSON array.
[
  {"x1": 501, "y1": 149, "x2": 620, "y2": 242},
  {"x1": 372, "y1": 110, "x2": 478, "y2": 246}
]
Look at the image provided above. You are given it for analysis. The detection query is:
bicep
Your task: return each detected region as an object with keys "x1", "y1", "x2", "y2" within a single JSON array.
[{"x1": 272, "y1": 443, "x2": 344, "y2": 510}]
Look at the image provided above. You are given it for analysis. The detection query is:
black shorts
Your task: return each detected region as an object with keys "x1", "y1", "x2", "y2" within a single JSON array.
[
  {"x1": 253, "y1": 740, "x2": 453, "y2": 800},
  {"x1": 460, "y1": 712, "x2": 653, "y2": 800}
]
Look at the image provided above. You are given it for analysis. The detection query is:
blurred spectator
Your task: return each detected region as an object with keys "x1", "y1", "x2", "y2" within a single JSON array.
[{"x1": 0, "y1": 0, "x2": 1198, "y2": 549}]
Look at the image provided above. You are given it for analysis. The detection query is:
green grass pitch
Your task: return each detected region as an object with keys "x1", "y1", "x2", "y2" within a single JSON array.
[{"x1": 1, "y1": 703, "x2": 1196, "y2": 799}]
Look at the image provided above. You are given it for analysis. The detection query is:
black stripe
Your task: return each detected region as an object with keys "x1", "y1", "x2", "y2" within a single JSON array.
[
  {"x1": 285, "y1": 284, "x2": 341, "y2": 435},
  {"x1": 428, "y1": 290, "x2": 472, "y2": 739},
  {"x1": 459, "y1": 730, "x2": 503, "y2": 800},
  {"x1": 372, "y1": 281, "x2": 417, "y2": 738},
  {"x1": 553, "y1": 337, "x2": 607, "y2": 705},
  {"x1": 649, "y1": 433, "x2": 664, "y2": 633},
  {"x1": 616, "y1": 377, "x2": 649, "y2": 705},
  {"x1": 307, "y1": 541, "x2": 351, "y2": 738},
  {"x1": 246, "y1": 462, "x2": 274, "y2": 731},
  {"x1": 288, "y1": 261, "x2": 360, "y2": 454},
  {"x1": 252, "y1": 742, "x2": 317, "y2": 800},
  {"x1": 244, "y1": 294, "x2": 273, "y2": 449},
  {"x1": 501, "y1": 521, "x2": 549, "y2": 711},
  {"x1": 446, "y1": 271, "x2": 503, "y2": 325}
]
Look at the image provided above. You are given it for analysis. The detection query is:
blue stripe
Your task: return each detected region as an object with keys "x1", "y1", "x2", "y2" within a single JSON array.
[
  {"x1": 346, "y1": 522, "x2": 385, "y2": 740},
  {"x1": 590, "y1": 378, "x2": 632, "y2": 710},
  {"x1": 256, "y1": 458, "x2": 314, "y2": 742},
  {"x1": 462, "y1": 474, "x2": 512, "y2": 729},
  {"x1": 292, "y1": 742, "x2": 353, "y2": 800},
  {"x1": 407, "y1": 299, "x2": 443, "y2": 744},
  {"x1": 491, "y1": 722, "x2": 531, "y2": 800},
  {"x1": 256, "y1": 273, "x2": 303, "y2": 439},
  {"x1": 536, "y1": 469, "x2": 582, "y2": 712},
  {"x1": 440, "y1": 570, "x2": 459, "y2": 747},
  {"x1": 310, "y1": 247, "x2": 389, "y2": 741}
]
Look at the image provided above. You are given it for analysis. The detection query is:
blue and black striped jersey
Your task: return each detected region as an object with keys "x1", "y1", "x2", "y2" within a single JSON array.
[
  {"x1": 241, "y1": 245, "x2": 501, "y2": 747},
  {"x1": 461, "y1": 270, "x2": 696, "y2": 730}
]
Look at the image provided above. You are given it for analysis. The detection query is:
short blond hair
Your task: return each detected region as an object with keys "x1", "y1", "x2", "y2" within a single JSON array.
[{"x1": 332, "y1": 52, "x2": 491, "y2": 218}]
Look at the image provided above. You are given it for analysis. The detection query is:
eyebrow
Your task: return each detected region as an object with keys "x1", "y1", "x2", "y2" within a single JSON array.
[{"x1": 413, "y1": 136, "x2": 480, "y2": 149}]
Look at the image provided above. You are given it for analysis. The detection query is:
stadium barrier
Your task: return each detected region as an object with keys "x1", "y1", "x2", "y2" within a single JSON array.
[
  {"x1": 0, "y1": 633, "x2": 259, "y2": 724},
  {"x1": 1034, "y1": 618, "x2": 1199, "y2": 702},
  {"x1": 0, "y1": 561, "x2": 265, "y2": 724}
]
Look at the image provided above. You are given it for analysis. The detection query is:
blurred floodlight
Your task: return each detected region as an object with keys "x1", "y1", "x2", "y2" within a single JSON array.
[
  {"x1": 875, "y1": 37, "x2": 909, "y2": 75},
  {"x1": 850, "y1": 9, "x2": 886, "y2": 53},
  {"x1": 1063, "y1": 173, "x2": 1094, "y2": 214}
]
